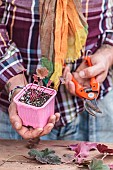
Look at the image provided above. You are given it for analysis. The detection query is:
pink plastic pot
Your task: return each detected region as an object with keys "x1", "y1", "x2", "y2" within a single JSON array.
[{"x1": 14, "y1": 83, "x2": 57, "y2": 128}]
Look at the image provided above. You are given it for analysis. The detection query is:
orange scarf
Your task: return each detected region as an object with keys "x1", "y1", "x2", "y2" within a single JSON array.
[{"x1": 40, "y1": 0, "x2": 88, "y2": 90}]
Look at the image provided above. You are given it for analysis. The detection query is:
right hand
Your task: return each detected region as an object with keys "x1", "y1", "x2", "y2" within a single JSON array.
[{"x1": 63, "y1": 44, "x2": 113, "y2": 96}]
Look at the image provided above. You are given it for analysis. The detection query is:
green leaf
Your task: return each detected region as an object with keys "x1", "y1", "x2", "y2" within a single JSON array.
[
  {"x1": 28, "y1": 149, "x2": 43, "y2": 158},
  {"x1": 41, "y1": 57, "x2": 53, "y2": 77},
  {"x1": 28, "y1": 148, "x2": 61, "y2": 165},
  {"x1": 89, "y1": 158, "x2": 110, "y2": 170},
  {"x1": 41, "y1": 148, "x2": 55, "y2": 156},
  {"x1": 36, "y1": 153, "x2": 61, "y2": 165}
]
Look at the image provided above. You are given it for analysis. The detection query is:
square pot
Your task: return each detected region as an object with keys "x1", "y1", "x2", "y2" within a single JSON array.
[{"x1": 13, "y1": 83, "x2": 57, "y2": 128}]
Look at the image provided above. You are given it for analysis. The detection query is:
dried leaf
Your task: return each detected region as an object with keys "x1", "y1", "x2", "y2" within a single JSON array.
[
  {"x1": 69, "y1": 142, "x2": 97, "y2": 151},
  {"x1": 28, "y1": 148, "x2": 61, "y2": 165},
  {"x1": 36, "y1": 67, "x2": 49, "y2": 79},
  {"x1": 89, "y1": 158, "x2": 110, "y2": 170},
  {"x1": 74, "y1": 143, "x2": 90, "y2": 164},
  {"x1": 97, "y1": 144, "x2": 113, "y2": 154},
  {"x1": 68, "y1": 142, "x2": 97, "y2": 164}
]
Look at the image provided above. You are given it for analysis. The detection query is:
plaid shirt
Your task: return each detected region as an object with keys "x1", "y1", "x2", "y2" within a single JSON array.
[{"x1": 0, "y1": 0, "x2": 113, "y2": 127}]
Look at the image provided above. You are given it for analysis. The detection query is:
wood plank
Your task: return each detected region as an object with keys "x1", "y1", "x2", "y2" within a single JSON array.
[{"x1": 0, "y1": 140, "x2": 113, "y2": 170}]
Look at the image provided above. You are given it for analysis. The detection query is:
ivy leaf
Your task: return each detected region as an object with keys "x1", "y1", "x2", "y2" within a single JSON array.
[
  {"x1": 28, "y1": 148, "x2": 61, "y2": 165},
  {"x1": 89, "y1": 158, "x2": 110, "y2": 170}
]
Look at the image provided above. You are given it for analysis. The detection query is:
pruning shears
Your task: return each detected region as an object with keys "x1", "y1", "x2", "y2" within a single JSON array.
[{"x1": 71, "y1": 56, "x2": 102, "y2": 116}]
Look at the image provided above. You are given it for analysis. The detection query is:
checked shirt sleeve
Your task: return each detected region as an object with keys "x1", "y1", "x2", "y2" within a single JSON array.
[
  {"x1": 102, "y1": 3, "x2": 113, "y2": 46},
  {"x1": 0, "y1": 24, "x2": 25, "y2": 86},
  {"x1": 102, "y1": 30, "x2": 113, "y2": 46}
]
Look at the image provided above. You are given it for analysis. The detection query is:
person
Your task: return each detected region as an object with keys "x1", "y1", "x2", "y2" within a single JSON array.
[
  {"x1": 0, "y1": 0, "x2": 113, "y2": 143},
  {"x1": 0, "y1": 0, "x2": 60, "y2": 140}
]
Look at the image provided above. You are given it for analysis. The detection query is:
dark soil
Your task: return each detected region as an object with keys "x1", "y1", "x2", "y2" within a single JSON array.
[{"x1": 19, "y1": 88, "x2": 52, "y2": 107}]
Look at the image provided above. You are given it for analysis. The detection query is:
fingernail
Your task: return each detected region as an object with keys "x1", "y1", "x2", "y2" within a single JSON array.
[
  {"x1": 79, "y1": 71, "x2": 85, "y2": 78},
  {"x1": 14, "y1": 122, "x2": 21, "y2": 129},
  {"x1": 38, "y1": 128, "x2": 43, "y2": 132}
]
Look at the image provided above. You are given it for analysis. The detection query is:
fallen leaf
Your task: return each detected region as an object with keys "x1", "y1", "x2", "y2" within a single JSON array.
[
  {"x1": 28, "y1": 148, "x2": 61, "y2": 165},
  {"x1": 97, "y1": 144, "x2": 113, "y2": 154},
  {"x1": 69, "y1": 142, "x2": 97, "y2": 151},
  {"x1": 88, "y1": 158, "x2": 110, "y2": 170},
  {"x1": 68, "y1": 142, "x2": 97, "y2": 164}
]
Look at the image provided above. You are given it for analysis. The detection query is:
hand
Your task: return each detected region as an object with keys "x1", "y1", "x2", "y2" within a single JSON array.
[
  {"x1": 63, "y1": 44, "x2": 113, "y2": 95},
  {"x1": 63, "y1": 62, "x2": 90, "y2": 95},
  {"x1": 8, "y1": 101, "x2": 60, "y2": 139},
  {"x1": 79, "y1": 45, "x2": 113, "y2": 83}
]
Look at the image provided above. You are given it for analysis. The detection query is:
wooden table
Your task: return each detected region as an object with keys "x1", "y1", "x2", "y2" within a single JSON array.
[{"x1": 0, "y1": 139, "x2": 113, "y2": 170}]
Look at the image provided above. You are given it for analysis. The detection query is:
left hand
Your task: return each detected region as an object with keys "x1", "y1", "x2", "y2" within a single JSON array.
[
  {"x1": 63, "y1": 44, "x2": 113, "y2": 95},
  {"x1": 8, "y1": 101, "x2": 60, "y2": 139}
]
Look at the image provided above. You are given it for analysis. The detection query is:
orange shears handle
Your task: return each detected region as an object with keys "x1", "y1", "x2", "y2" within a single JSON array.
[
  {"x1": 71, "y1": 56, "x2": 100, "y2": 100},
  {"x1": 71, "y1": 76, "x2": 97, "y2": 100},
  {"x1": 84, "y1": 56, "x2": 100, "y2": 92}
]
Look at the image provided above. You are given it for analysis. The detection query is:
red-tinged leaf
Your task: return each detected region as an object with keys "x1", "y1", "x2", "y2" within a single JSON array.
[
  {"x1": 97, "y1": 144, "x2": 113, "y2": 154},
  {"x1": 36, "y1": 67, "x2": 49, "y2": 79}
]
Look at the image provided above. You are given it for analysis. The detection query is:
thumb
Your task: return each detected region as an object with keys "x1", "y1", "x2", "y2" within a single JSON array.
[
  {"x1": 79, "y1": 63, "x2": 104, "y2": 79},
  {"x1": 8, "y1": 102, "x2": 22, "y2": 130}
]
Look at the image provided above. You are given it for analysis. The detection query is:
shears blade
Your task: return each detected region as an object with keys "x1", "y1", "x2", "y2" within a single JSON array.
[{"x1": 84, "y1": 99, "x2": 102, "y2": 116}]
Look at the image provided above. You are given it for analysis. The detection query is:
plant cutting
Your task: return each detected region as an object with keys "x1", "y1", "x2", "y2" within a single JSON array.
[{"x1": 13, "y1": 67, "x2": 57, "y2": 128}]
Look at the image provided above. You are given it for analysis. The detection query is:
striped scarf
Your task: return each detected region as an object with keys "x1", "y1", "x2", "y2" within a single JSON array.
[{"x1": 39, "y1": 0, "x2": 88, "y2": 90}]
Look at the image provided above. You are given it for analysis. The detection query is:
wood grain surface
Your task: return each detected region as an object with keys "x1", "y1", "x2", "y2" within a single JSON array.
[{"x1": 0, "y1": 140, "x2": 113, "y2": 170}]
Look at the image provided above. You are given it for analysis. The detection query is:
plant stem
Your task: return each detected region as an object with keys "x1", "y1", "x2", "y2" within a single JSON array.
[{"x1": 101, "y1": 153, "x2": 108, "y2": 160}]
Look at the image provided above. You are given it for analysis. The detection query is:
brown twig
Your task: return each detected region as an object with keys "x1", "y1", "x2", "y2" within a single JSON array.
[{"x1": 0, "y1": 154, "x2": 31, "y2": 167}]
